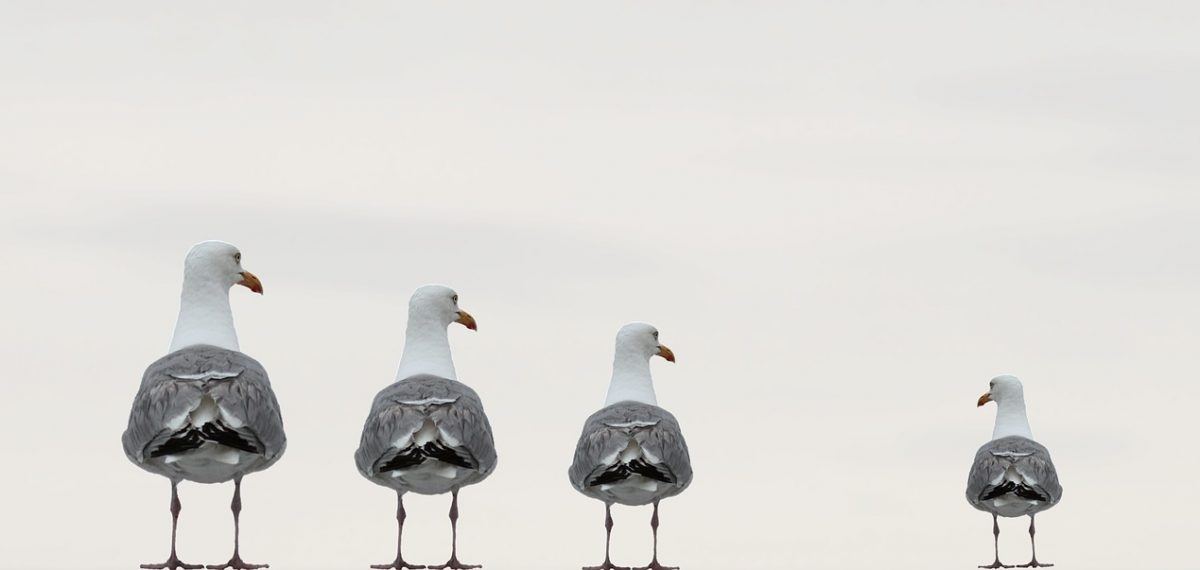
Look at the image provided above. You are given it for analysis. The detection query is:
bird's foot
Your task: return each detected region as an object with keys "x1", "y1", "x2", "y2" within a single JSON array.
[
  {"x1": 1016, "y1": 561, "x2": 1053, "y2": 568},
  {"x1": 634, "y1": 561, "x2": 678, "y2": 570},
  {"x1": 428, "y1": 557, "x2": 480, "y2": 570},
  {"x1": 141, "y1": 556, "x2": 204, "y2": 570},
  {"x1": 978, "y1": 562, "x2": 1014, "y2": 569},
  {"x1": 370, "y1": 560, "x2": 427, "y2": 570},
  {"x1": 583, "y1": 562, "x2": 631, "y2": 570},
  {"x1": 206, "y1": 555, "x2": 268, "y2": 570}
]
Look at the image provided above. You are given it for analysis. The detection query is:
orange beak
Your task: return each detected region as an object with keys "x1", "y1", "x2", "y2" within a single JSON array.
[
  {"x1": 656, "y1": 344, "x2": 676, "y2": 363},
  {"x1": 238, "y1": 271, "x2": 263, "y2": 294},
  {"x1": 977, "y1": 392, "x2": 992, "y2": 407},
  {"x1": 455, "y1": 310, "x2": 477, "y2": 331}
]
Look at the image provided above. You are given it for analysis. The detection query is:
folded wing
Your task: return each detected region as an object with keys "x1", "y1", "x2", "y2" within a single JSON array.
[
  {"x1": 122, "y1": 345, "x2": 286, "y2": 479},
  {"x1": 570, "y1": 401, "x2": 692, "y2": 500},
  {"x1": 967, "y1": 435, "x2": 1062, "y2": 508}
]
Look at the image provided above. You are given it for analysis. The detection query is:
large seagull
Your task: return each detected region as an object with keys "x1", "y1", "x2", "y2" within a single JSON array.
[{"x1": 123, "y1": 241, "x2": 286, "y2": 570}]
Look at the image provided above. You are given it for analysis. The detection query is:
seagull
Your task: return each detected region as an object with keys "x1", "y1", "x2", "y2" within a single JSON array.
[
  {"x1": 967, "y1": 375, "x2": 1062, "y2": 569},
  {"x1": 356, "y1": 285, "x2": 497, "y2": 570},
  {"x1": 122, "y1": 241, "x2": 286, "y2": 570},
  {"x1": 569, "y1": 323, "x2": 692, "y2": 570}
]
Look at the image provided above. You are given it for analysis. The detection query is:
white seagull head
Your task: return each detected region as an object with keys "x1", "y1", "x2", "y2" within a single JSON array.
[
  {"x1": 183, "y1": 240, "x2": 262, "y2": 294},
  {"x1": 977, "y1": 374, "x2": 1024, "y2": 407},
  {"x1": 615, "y1": 322, "x2": 675, "y2": 363},
  {"x1": 408, "y1": 284, "x2": 476, "y2": 331}
]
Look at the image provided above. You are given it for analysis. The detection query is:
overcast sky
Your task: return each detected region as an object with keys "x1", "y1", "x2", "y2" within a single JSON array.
[{"x1": 1, "y1": 2, "x2": 1198, "y2": 569}]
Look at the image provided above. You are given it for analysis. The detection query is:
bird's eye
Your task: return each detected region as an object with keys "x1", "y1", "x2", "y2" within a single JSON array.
[
  {"x1": 451, "y1": 294, "x2": 458, "y2": 303},
  {"x1": 652, "y1": 331, "x2": 659, "y2": 339},
  {"x1": 234, "y1": 253, "x2": 241, "y2": 263}
]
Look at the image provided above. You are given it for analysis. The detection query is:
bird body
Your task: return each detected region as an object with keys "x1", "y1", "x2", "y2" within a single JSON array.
[
  {"x1": 966, "y1": 435, "x2": 1061, "y2": 519},
  {"x1": 124, "y1": 345, "x2": 285, "y2": 485},
  {"x1": 356, "y1": 374, "x2": 496, "y2": 496},
  {"x1": 569, "y1": 401, "x2": 691, "y2": 507}
]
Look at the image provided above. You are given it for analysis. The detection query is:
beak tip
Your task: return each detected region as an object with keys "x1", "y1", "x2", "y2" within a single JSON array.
[
  {"x1": 657, "y1": 346, "x2": 676, "y2": 363},
  {"x1": 238, "y1": 271, "x2": 264, "y2": 295},
  {"x1": 456, "y1": 311, "x2": 478, "y2": 331}
]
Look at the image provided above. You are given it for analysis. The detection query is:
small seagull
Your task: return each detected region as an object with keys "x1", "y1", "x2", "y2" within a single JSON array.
[
  {"x1": 967, "y1": 375, "x2": 1062, "y2": 569},
  {"x1": 122, "y1": 241, "x2": 286, "y2": 570},
  {"x1": 356, "y1": 285, "x2": 496, "y2": 570},
  {"x1": 569, "y1": 323, "x2": 692, "y2": 570}
]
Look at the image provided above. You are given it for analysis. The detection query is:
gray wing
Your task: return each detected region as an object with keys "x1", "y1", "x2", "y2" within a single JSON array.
[
  {"x1": 122, "y1": 352, "x2": 205, "y2": 465},
  {"x1": 204, "y1": 350, "x2": 287, "y2": 467},
  {"x1": 122, "y1": 345, "x2": 286, "y2": 470},
  {"x1": 966, "y1": 435, "x2": 1062, "y2": 506},
  {"x1": 569, "y1": 401, "x2": 693, "y2": 491},
  {"x1": 355, "y1": 374, "x2": 497, "y2": 478}
]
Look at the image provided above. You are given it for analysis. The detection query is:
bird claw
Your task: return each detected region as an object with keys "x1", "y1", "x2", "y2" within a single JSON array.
[
  {"x1": 583, "y1": 562, "x2": 632, "y2": 570},
  {"x1": 1016, "y1": 562, "x2": 1053, "y2": 568},
  {"x1": 141, "y1": 557, "x2": 205, "y2": 570},
  {"x1": 206, "y1": 555, "x2": 268, "y2": 570},
  {"x1": 634, "y1": 563, "x2": 678, "y2": 570},
  {"x1": 428, "y1": 557, "x2": 481, "y2": 570},
  {"x1": 978, "y1": 563, "x2": 1014, "y2": 569},
  {"x1": 371, "y1": 561, "x2": 427, "y2": 570}
]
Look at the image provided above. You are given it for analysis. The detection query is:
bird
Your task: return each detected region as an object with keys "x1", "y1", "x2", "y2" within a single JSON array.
[
  {"x1": 355, "y1": 285, "x2": 497, "y2": 570},
  {"x1": 569, "y1": 323, "x2": 692, "y2": 570},
  {"x1": 122, "y1": 241, "x2": 286, "y2": 570},
  {"x1": 966, "y1": 375, "x2": 1062, "y2": 569}
]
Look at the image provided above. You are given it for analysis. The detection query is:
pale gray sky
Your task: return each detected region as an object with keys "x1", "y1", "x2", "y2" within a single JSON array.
[{"x1": 1, "y1": 2, "x2": 1198, "y2": 569}]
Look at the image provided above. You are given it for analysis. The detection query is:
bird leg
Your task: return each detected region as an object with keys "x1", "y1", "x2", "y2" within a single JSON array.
[
  {"x1": 372, "y1": 492, "x2": 426, "y2": 570},
  {"x1": 583, "y1": 503, "x2": 630, "y2": 570},
  {"x1": 428, "y1": 489, "x2": 481, "y2": 570},
  {"x1": 141, "y1": 481, "x2": 203, "y2": 570},
  {"x1": 1016, "y1": 515, "x2": 1052, "y2": 568},
  {"x1": 207, "y1": 476, "x2": 268, "y2": 570},
  {"x1": 634, "y1": 500, "x2": 678, "y2": 570},
  {"x1": 979, "y1": 513, "x2": 1014, "y2": 569}
]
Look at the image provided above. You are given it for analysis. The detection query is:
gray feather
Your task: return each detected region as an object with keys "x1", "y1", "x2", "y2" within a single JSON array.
[
  {"x1": 355, "y1": 374, "x2": 497, "y2": 491},
  {"x1": 569, "y1": 401, "x2": 692, "y2": 501},
  {"x1": 121, "y1": 345, "x2": 286, "y2": 481},
  {"x1": 966, "y1": 435, "x2": 1062, "y2": 514}
]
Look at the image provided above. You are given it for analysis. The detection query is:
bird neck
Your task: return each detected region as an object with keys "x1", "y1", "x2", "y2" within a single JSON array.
[
  {"x1": 396, "y1": 316, "x2": 456, "y2": 381},
  {"x1": 992, "y1": 397, "x2": 1033, "y2": 440},
  {"x1": 605, "y1": 350, "x2": 657, "y2": 406},
  {"x1": 169, "y1": 278, "x2": 239, "y2": 352}
]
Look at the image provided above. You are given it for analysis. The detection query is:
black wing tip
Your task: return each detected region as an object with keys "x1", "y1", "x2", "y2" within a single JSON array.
[
  {"x1": 200, "y1": 423, "x2": 260, "y2": 453},
  {"x1": 148, "y1": 429, "x2": 204, "y2": 458},
  {"x1": 587, "y1": 459, "x2": 674, "y2": 487},
  {"x1": 1015, "y1": 486, "x2": 1051, "y2": 502},
  {"x1": 421, "y1": 442, "x2": 476, "y2": 469},
  {"x1": 588, "y1": 465, "x2": 631, "y2": 486},
  {"x1": 379, "y1": 447, "x2": 425, "y2": 472},
  {"x1": 148, "y1": 423, "x2": 260, "y2": 458},
  {"x1": 629, "y1": 459, "x2": 673, "y2": 483},
  {"x1": 378, "y1": 442, "x2": 477, "y2": 473},
  {"x1": 979, "y1": 481, "x2": 1050, "y2": 502}
]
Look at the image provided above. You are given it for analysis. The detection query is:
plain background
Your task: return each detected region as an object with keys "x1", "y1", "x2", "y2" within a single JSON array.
[{"x1": 2, "y1": 2, "x2": 1198, "y2": 569}]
